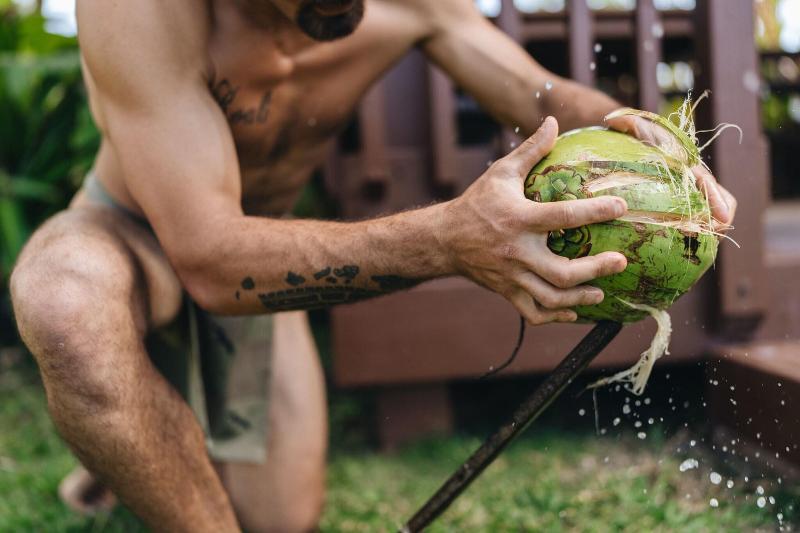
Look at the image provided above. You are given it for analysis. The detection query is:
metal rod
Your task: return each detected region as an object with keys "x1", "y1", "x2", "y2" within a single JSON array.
[{"x1": 400, "y1": 320, "x2": 623, "y2": 533}]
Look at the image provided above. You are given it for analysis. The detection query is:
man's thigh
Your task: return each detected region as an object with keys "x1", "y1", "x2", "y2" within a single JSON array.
[
  {"x1": 216, "y1": 311, "x2": 328, "y2": 532},
  {"x1": 14, "y1": 204, "x2": 183, "y2": 336}
]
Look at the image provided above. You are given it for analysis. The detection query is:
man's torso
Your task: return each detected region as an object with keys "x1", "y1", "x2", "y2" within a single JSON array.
[{"x1": 81, "y1": 0, "x2": 430, "y2": 218}]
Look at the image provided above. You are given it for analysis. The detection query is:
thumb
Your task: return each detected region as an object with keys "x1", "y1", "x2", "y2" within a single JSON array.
[{"x1": 502, "y1": 116, "x2": 559, "y2": 177}]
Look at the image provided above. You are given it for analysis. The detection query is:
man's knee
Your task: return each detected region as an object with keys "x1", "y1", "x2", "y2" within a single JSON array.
[
  {"x1": 11, "y1": 233, "x2": 140, "y2": 401},
  {"x1": 240, "y1": 482, "x2": 325, "y2": 533}
]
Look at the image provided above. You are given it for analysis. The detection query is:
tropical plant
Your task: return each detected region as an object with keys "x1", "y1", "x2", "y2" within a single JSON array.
[{"x1": 0, "y1": 6, "x2": 99, "y2": 344}]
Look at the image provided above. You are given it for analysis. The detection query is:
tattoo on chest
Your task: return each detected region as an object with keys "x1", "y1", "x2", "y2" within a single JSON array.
[
  {"x1": 211, "y1": 77, "x2": 271, "y2": 126},
  {"x1": 236, "y1": 265, "x2": 419, "y2": 312}
]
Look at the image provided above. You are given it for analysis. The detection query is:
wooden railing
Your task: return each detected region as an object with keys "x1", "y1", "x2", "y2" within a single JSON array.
[{"x1": 325, "y1": 0, "x2": 772, "y2": 449}]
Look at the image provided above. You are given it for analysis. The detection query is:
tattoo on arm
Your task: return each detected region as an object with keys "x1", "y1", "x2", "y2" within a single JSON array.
[{"x1": 239, "y1": 264, "x2": 420, "y2": 312}]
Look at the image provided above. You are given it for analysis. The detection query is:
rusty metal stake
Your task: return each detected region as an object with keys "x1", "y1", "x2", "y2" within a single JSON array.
[{"x1": 400, "y1": 320, "x2": 623, "y2": 532}]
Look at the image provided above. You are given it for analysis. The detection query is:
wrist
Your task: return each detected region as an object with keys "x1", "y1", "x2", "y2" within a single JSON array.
[{"x1": 429, "y1": 199, "x2": 459, "y2": 277}]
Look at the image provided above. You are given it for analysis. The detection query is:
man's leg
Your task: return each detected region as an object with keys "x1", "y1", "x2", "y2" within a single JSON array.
[
  {"x1": 11, "y1": 207, "x2": 240, "y2": 532},
  {"x1": 217, "y1": 310, "x2": 328, "y2": 532}
]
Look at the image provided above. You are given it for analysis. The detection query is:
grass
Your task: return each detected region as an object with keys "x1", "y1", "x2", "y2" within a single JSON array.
[{"x1": 1, "y1": 352, "x2": 797, "y2": 532}]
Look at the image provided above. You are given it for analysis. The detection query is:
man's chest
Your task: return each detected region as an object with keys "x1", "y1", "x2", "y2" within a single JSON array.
[{"x1": 206, "y1": 7, "x2": 420, "y2": 182}]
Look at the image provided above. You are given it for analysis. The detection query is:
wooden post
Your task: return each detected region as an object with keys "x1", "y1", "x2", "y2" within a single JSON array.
[
  {"x1": 358, "y1": 83, "x2": 391, "y2": 201},
  {"x1": 694, "y1": 0, "x2": 769, "y2": 338},
  {"x1": 567, "y1": 0, "x2": 596, "y2": 86},
  {"x1": 634, "y1": 0, "x2": 662, "y2": 112},
  {"x1": 427, "y1": 65, "x2": 458, "y2": 191}
]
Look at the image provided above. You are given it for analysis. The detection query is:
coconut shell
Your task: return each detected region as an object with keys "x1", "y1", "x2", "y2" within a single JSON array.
[{"x1": 524, "y1": 128, "x2": 718, "y2": 323}]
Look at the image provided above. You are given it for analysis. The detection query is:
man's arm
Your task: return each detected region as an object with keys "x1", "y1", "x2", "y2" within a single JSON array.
[
  {"x1": 413, "y1": 0, "x2": 618, "y2": 135},
  {"x1": 412, "y1": 0, "x2": 736, "y2": 228},
  {"x1": 78, "y1": 1, "x2": 627, "y2": 321}
]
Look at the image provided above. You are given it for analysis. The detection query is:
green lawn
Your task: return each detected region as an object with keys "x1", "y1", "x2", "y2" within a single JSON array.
[{"x1": 1, "y1": 356, "x2": 797, "y2": 532}]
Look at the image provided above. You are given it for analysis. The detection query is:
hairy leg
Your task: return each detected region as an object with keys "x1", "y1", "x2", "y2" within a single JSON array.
[
  {"x1": 217, "y1": 311, "x2": 328, "y2": 532},
  {"x1": 10, "y1": 207, "x2": 239, "y2": 532}
]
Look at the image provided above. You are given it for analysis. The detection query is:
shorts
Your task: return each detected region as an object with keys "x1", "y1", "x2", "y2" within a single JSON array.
[{"x1": 81, "y1": 173, "x2": 272, "y2": 463}]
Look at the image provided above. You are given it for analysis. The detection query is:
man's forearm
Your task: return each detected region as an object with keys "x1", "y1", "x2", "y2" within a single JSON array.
[
  {"x1": 535, "y1": 76, "x2": 620, "y2": 133},
  {"x1": 181, "y1": 201, "x2": 453, "y2": 315}
]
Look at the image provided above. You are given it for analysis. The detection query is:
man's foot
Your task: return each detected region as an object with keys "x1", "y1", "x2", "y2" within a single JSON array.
[{"x1": 58, "y1": 466, "x2": 118, "y2": 515}]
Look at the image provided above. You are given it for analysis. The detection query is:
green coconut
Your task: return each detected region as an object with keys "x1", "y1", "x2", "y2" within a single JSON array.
[
  {"x1": 524, "y1": 126, "x2": 718, "y2": 323},
  {"x1": 524, "y1": 106, "x2": 721, "y2": 394}
]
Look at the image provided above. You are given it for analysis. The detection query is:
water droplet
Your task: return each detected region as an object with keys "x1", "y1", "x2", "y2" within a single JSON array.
[
  {"x1": 644, "y1": 398, "x2": 651, "y2": 405},
  {"x1": 535, "y1": 91, "x2": 541, "y2": 99},
  {"x1": 651, "y1": 22, "x2": 664, "y2": 38},
  {"x1": 742, "y1": 70, "x2": 760, "y2": 94},
  {"x1": 610, "y1": 55, "x2": 618, "y2": 64},
  {"x1": 545, "y1": 80, "x2": 553, "y2": 91},
  {"x1": 757, "y1": 496, "x2": 766, "y2": 508},
  {"x1": 594, "y1": 43, "x2": 602, "y2": 53},
  {"x1": 635, "y1": 421, "x2": 642, "y2": 428},
  {"x1": 757, "y1": 485, "x2": 765, "y2": 495},
  {"x1": 679, "y1": 458, "x2": 699, "y2": 472},
  {"x1": 648, "y1": 418, "x2": 654, "y2": 425},
  {"x1": 589, "y1": 61, "x2": 596, "y2": 71},
  {"x1": 637, "y1": 432, "x2": 647, "y2": 440},
  {"x1": 613, "y1": 417, "x2": 621, "y2": 426},
  {"x1": 690, "y1": 440, "x2": 696, "y2": 447},
  {"x1": 578, "y1": 408, "x2": 586, "y2": 416},
  {"x1": 514, "y1": 126, "x2": 520, "y2": 133},
  {"x1": 710, "y1": 498, "x2": 719, "y2": 508},
  {"x1": 769, "y1": 496, "x2": 776, "y2": 504},
  {"x1": 727, "y1": 480, "x2": 734, "y2": 489},
  {"x1": 622, "y1": 404, "x2": 631, "y2": 415},
  {"x1": 710, "y1": 472, "x2": 722, "y2": 485}
]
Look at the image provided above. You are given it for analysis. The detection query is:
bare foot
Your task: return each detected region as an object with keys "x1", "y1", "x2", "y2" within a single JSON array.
[{"x1": 58, "y1": 465, "x2": 118, "y2": 515}]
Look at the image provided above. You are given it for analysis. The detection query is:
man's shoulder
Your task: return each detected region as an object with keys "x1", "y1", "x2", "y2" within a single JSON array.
[
  {"x1": 369, "y1": 0, "x2": 482, "y2": 39},
  {"x1": 77, "y1": 0, "x2": 210, "y2": 68}
]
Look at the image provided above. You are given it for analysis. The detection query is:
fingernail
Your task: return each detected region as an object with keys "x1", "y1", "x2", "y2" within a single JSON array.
[{"x1": 590, "y1": 289, "x2": 604, "y2": 304}]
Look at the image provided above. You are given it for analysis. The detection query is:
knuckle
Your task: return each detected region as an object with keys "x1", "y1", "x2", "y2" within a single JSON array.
[
  {"x1": 551, "y1": 270, "x2": 571, "y2": 289},
  {"x1": 537, "y1": 290, "x2": 560, "y2": 309},
  {"x1": 558, "y1": 203, "x2": 578, "y2": 228},
  {"x1": 498, "y1": 243, "x2": 521, "y2": 261}
]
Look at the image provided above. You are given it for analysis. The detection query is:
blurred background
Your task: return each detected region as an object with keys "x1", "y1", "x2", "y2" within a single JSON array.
[{"x1": 1, "y1": 0, "x2": 800, "y2": 530}]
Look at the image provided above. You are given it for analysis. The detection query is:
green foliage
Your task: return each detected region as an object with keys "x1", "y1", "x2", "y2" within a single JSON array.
[
  {"x1": 1, "y1": 362, "x2": 796, "y2": 531},
  {"x1": 0, "y1": 7, "x2": 99, "y2": 343}
]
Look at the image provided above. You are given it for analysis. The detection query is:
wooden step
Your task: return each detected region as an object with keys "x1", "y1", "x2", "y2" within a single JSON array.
[{"x1": 707, "y1": 340, "x2": 800, "y2": 473}]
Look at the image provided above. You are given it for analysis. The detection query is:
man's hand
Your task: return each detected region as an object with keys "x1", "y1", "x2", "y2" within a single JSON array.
[
  {"x1": 605, "y1": 113, "x2": 737, "y2": 232},
  {"x1": 442, "y1": 117, "x2": 628, "y2": 325}
]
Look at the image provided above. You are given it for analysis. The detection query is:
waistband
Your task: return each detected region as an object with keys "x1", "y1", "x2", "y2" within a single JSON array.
[{"x1": 82, "y1": 172, "x2": 153, "y2": 232}]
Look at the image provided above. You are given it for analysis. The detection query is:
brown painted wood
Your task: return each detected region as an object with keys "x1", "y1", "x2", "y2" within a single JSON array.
[
  {"x1": 708, "y1": 341, "x2": 800, "y2": 469},
  {"x1": 496, "y1": 0, "x2": 525, "y2": 153},
  {"x1": 427, "y1": 64, "x2": 458, "y2": 191},
  {"x1": 694, "y1": 0, "x2": 769, "y2": 336},
  {"x1": 566, "y1": 0, "x2": 596, "y2": 86},
  {"x1": 332, "y1": 277, "x2": 713, "y2": 387},
  {"x1": 634, "y1": 0, "x2": 661, "y2": 112},
  {"x1": 357, "y1": 82, "x2": 391, "y2": 199}
]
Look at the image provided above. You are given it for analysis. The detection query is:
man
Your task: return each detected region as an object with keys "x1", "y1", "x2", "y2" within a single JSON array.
[{"x1": 10, "y1": 0, "x2": 736, "y2": 530}]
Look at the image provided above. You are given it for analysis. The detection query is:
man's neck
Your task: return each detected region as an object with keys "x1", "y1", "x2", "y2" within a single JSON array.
[{"x1": 232, "y1": 0, "x2": 291, "y2": 30}]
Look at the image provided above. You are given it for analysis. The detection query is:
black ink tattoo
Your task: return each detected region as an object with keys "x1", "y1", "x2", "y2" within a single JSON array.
[
  {"x1": 371, "y1": 275, "x2": 419, "y2": 291},
  {"x1": 258, "y1": 286, "x2": 382, "y2": 312},
  {"x1": 285, "y1": 272, "x2": 306, "y2": 286},
  {"x1": 210, "y1": 77, "x2": 271, "y2": 126},
  {"x1": 241, "y1": 277, "x2": 255, "y2": 290},
  {"x1": 326, "y1": 276, "x2": 338, "y2": 284},
  {"x1": 333, "y1": 265, "x2": 359, "y2": 280},
  {"x1": 235, "y1": 290, "x2": 241, "y2": 300},
  {"x1": 313, "y1": 267, "x2": 332, "y2": 280}
]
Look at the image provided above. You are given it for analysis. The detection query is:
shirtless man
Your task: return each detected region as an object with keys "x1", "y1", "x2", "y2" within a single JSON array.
[{"x1": 10, "y1": 0, "x2": 736, "y2": 531}]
